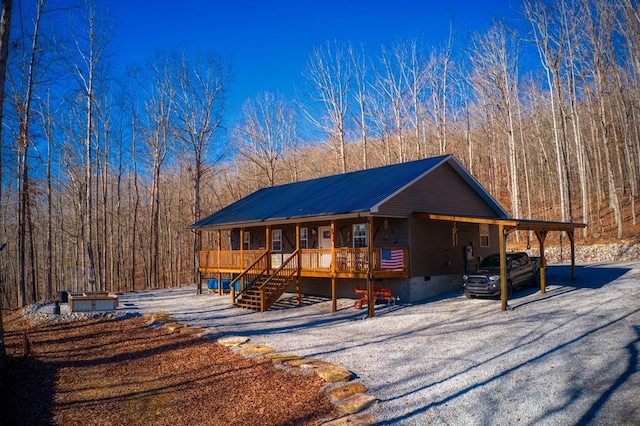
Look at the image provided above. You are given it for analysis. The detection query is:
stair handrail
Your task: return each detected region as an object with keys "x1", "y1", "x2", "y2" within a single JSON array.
[
  {"x1": 230, "y1": 250, "x2": 269, "y2": 305},
  {"x1": 259, "y1": 250, "x2": 301, "y2": 311}
]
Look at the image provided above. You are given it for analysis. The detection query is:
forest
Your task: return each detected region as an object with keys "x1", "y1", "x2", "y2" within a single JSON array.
[{"x1": 0, "y1": 0, "x2": 639, "y2": 310}]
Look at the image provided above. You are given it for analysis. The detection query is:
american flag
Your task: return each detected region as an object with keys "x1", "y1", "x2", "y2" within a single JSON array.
[{"x1": 381, "y1": 249, "x2": 403, "y2": 269}]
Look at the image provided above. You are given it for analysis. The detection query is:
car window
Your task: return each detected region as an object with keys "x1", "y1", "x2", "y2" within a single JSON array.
[{"x1": 479, "y1": 256, "x2": 500, "y2": 268}]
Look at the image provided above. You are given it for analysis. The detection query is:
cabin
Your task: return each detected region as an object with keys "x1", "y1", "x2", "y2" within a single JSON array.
[{"x1": 189, "y1": 154, "x2": 585, "y2": 315}]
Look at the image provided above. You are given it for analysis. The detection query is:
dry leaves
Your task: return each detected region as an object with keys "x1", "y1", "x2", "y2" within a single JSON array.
[{"x1": 0, "y1": 312, "x2": 338, "y2": 425}]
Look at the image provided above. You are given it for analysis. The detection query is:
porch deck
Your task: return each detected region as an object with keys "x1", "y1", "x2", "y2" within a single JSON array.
[{"x1": 198, "y1": 247, "x2": 409, "y2": 279}]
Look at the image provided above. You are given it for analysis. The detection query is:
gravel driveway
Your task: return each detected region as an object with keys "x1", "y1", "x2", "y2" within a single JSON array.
[{"x1": 118, "y1": 262, "x2": 640, "y2": 425}]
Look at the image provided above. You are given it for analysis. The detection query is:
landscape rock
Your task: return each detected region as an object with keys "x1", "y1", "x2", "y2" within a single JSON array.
[
  {"x1": 321, "y1": 413, "x2": 376, "y2": 426},
  {"x1": 164, "y1": 322, "x2": 187, "y2": 332},
  {"x1": 316, "y1": 365, "x2": 353, "y2": 382},
  {"x1": 284, "y1": 358, "x2": 331, "y2": 368},
  {"x1": 179, "y1": 327, "x2": 205, "y2": 335},
  {"x1": 240, "y1": 344, "x2": 275, "y2": 356},
  {"x1": 329, "y1": 382, "x2": 368, "y2": 399},
  {"x1": 334, "y1": 393, "x2": 378, "y2": 414},
  {"x1": 217, "y1": 336, "x2": 250, "y2": 347},
  {"x1": 264, "y1": 353, "x2": 302, "y2": 364}
]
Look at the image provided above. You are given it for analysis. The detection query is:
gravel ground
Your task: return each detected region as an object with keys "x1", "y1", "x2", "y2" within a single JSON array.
[{"x1": 44, "y1": 262, "x2": 640, "y2": 425}]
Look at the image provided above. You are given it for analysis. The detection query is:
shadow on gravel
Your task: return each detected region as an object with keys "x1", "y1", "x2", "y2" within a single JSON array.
[
  {"x1": 577, "y1": 325, "x2": 640, "y2": 424},
  {"x1": 545, "y1": 264, "x2": 632, "y2": 289},
  {"x1": 509, "y1": 264, "x2": 632, "y2": 310},
  {"x1": 377, "y1": 308, "x2": 640, "y2": 425}
]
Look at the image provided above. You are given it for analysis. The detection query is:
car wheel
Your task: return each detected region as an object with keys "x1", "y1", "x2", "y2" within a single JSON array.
[{"x1": 465, "y1": 291, "x2": 474, "y2": 299}]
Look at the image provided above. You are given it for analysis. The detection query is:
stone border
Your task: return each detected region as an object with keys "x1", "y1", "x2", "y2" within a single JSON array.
[{"x1": 144, "y1": 312, "x2": 379, "y2": 425}]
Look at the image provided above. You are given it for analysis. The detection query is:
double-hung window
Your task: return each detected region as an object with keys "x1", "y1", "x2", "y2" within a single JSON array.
[
  {"x1": 272, "y1": 229, "x2": 282, "y2": 252},
  {"x1": 353, "y1": 224, "x2": 367, "y2": 248},
  {"x1": 300, "y1": 228, "x2": 308, "y2": 249}
]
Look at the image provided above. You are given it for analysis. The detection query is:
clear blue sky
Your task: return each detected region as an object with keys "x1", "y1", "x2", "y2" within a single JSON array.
[{"x1": 110, "y1": 0, "x2": 509, "y2": 116}]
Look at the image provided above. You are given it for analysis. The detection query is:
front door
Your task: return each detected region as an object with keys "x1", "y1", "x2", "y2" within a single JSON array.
[{"x1": 319, "y1": 226, "x2": 332, "y2": 268}]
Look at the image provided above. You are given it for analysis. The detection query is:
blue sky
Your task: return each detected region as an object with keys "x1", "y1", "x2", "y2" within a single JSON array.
[{"x1": 110, "y1": 0, "x2": 509, "y2": 116}]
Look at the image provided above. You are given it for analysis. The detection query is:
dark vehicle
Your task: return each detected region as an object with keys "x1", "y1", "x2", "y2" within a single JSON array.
[{"x1": 463, "y1": 252, "x2": 540, "y2": 298}]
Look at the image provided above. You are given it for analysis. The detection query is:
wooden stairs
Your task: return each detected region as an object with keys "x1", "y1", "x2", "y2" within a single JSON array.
[{"x1": 231, "y1": 250, "x2": 300, "y2": 312}]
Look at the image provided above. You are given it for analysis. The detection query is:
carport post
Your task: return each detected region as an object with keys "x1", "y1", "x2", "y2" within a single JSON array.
[
  {"x1": 568, "y1": 230, "x2": 576, "y2": 280},
  {"x1": 535, "y1": 230, "x2": 547, "y2": 294},
  {"x1": 367, "y1": 217, "x2": 375, "y2": 318},
  {"x1": 499, "y1": 224, "x2": 507, "y2": 311}
]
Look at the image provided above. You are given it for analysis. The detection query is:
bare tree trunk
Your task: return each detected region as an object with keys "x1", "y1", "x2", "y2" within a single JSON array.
[{"x1": 0, "y1": 0, "x2": 10, "y2": 364}]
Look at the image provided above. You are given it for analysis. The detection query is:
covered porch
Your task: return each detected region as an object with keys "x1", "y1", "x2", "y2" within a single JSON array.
[{"x1": 196, "y1": 219, "x2": 409, "y2": 313}]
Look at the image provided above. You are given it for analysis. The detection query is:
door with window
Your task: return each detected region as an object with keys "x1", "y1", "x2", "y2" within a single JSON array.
[{"x1": 318, "y1": 226, "x2": 332, "y2": 268}]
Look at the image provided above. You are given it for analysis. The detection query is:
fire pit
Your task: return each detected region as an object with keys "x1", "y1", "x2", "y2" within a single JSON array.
[{"x1": 68, "y1": 292, "x2": 119, "y2": 312}]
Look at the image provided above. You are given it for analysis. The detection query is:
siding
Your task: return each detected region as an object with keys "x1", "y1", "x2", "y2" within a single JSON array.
[
  {"x1": 410, "y1": 218, "x2": 500, "y2": 277},
  {"x1": 377, "y1": 162, "x2": 499, "y2": 217}
]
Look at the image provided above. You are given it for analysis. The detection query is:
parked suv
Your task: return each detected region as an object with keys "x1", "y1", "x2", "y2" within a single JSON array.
[{"x1": 463, "y1": 252, "x2": 540, "y2": 298}]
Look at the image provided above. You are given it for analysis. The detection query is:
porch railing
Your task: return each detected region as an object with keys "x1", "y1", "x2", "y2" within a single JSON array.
[
  {"x1": 229, "y1": 251, "x2": 269, "y2": 302},
  {"x1": 199, "y1": 249, "x2": 266, "y2": 269},
  {"x1": 201, "y1": 247, "x2": 408, "y2": 274}
]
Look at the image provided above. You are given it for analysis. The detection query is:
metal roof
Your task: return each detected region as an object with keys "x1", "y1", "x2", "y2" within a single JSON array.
[{"x1": 190, "y1": 154, "x2": 508, "y2": 229}]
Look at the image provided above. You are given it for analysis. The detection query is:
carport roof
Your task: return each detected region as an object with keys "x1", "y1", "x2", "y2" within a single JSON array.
[{"x1": 416, "y1": 213, "x2": 586, "y2": 232}]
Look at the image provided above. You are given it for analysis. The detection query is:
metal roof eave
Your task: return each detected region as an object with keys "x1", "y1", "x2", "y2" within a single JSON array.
[{"x1": 188, "y1": 211, "x2": 380, "y2": 231}]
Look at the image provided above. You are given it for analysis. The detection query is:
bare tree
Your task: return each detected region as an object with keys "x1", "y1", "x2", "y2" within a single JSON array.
[
  {"x1": 372, "y1": 40, "x2": 412, "y2": 163},
  {"x1": 144, "y1": 53, "x2": 175, "y2": 288},
  {"x1": 302, "y1": 40, "x2": 351, "y2": 173},
  {"x1": 66, "y1": 0, "x2": 113, "y2": 291},
  {"x1": 524, "y1": 0, "x2": 573, "y2": 223},
  {"x1": 0, "y1": 0, "x2": 13, "y2": 366},
  {"x1": 348, "y1": 43, "x2": 371, "y2": 169},
  {"x1": 173, "y1": 48, "x2": 230, "y2": 284},
  {"x1": 469, "y1": 21, "x2": 522, "y2": 220},
  {"x1": 234, "y1": 92, "x2": 296, "y2": 188}
]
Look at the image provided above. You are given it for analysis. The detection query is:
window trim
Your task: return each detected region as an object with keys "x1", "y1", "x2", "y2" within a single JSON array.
[
  {"x1": 243, "y1": 231, "x2": 250, "y2": 250},
  {"x1": 272, "y1": 229, "x2": 282, "y2": 252},
  {"x1": 352, "y1": 223, "x2": 368, "y2": 248},
  {"x1": 300, "y1": 227, "x2": 308, "y2": 249},
  {"x1": 479, "y1": 223, "x2": 490, "y2": 248}
]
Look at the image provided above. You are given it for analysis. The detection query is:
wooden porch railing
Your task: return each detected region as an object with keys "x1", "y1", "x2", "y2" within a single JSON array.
[
  {"x1": 199, "y1": 249, "x2": 265, "y2": 269},
  {"x1": 201, "y1": 247, "x2": 408, "y2": 274},
  {"x1": 260, "y1": 249, "x2": 300, "y2": 311},
  {"x1": 229, "y1": 251, "x2": 269, "y2": 302}
]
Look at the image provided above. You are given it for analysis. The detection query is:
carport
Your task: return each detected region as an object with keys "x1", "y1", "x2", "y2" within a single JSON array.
[{"x1": 421, "y1": 214, "x2": 587, "y2": 311}]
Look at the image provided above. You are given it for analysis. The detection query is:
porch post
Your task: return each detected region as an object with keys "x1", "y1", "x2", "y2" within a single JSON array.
[
  {"x1": 266, "y1": 225, "x2": 271, "y2": 270},
  {"x1": 240, "y1": 228, "x2": 244, "y2": 270},
  {"x1": 568, "y1": 230, "x2": 576, "y2": 280},
  {"x1": 296, "y1": 224, "x2": 301, "y2": 306},
  {"x1": 367, "y1": 216, "x2": 375, "y2": 318},
  {"x1": 499, "y1": 224, "x2": 507, "y2": 311},
  {"x1": 535, "y1": 230, "x2": 548, "y2": 294},
  {"x1": 217, "y1": 230, "x2": 222, "y2": 296},
  {"x1": 331, "y1": 221, "x2": 337, "y2": 312}
]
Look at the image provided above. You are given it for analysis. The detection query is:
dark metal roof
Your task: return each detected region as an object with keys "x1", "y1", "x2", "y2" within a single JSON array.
[{"x1": 190, "y1": 154, "x2": 507, "y2": 229}]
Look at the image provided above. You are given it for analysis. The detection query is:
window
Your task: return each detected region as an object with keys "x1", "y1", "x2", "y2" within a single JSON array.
[
  {"x1": 353, "y1": 224, "x2": 368, "y2": 248},
  {"x1": 480, "y1": 224, "x2": 490, "y2": 247},
  {"x1": 272, "y1": 229, "x2": 282, "y2": 252},
  {"x1": 300, "y1": 228, "x2": 308, "y2": 249},
  {"x1": 243, "y1": 231, "x2": 250, "y2": 250}
]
